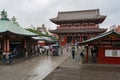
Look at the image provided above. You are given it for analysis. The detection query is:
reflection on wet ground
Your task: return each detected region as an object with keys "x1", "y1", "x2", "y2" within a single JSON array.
[{"x1": 0, "y1": 51, "x2": 70, "y2": 80}]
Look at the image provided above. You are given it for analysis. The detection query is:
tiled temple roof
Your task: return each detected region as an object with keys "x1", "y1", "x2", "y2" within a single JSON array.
[
  {"x1": 0, "y1": 10, "x2": 38, "y2": 36},
  {"x1": 78, "y1": 29, "x2": 120, "y2": 45},
  {"x1": 50, "y1": 9, "x2": 106, "y2": 24},
  {"x1": 49, "y1": 28, "x2": 107, "y2": 34}
]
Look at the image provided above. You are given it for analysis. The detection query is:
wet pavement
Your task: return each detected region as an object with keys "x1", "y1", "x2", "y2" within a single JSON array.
[
  {"x1": 1, "y1": 47, "x2": 120, "y2": 80},
  {"x1": 0, "y1": 49, "x2": 70, "y2": 80},
  {"x1": 79, "y1": 64, "x2": 120, "y2": 80},
  {"x1": 43, "y1": 48, "x2": 81, "y2": 80},
  {"x1": 43, "y1": 47, "x2": 120, "y2": 80}
]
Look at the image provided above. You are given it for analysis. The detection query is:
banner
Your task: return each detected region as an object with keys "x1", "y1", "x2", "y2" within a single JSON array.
[{"x1": 105, "y1": 50, "x2": 120, "y2": 57}]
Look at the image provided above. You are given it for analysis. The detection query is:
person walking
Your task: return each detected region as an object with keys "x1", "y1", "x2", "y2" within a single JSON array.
[
  {"x1": 24, "y1": 47, "x2": 28, "y2": 58},
  {"x1": 66, "y1": 44, "x2": 69, "y2": 52},
  {"x1": 46, "y1": 49, "x2": 49, "y2": 56},
  {"x1": 2, "y1": 51, "x2": 6, "y2": 64},
  {"x1": 59, "y1": 46, "x2": 63, "y2": 55},
  {"x1": 9, "y1": 52, "x2": 13, "y2": 64},
  {"x1": 71, "y1": 45, "x2": 75, "y2": 60},
  {"x1": 80, "y1": 50, "x2": 84, "y2": 58},
  {"x1": 12, "y1": 48, "x2": 17, "y2": 59}
]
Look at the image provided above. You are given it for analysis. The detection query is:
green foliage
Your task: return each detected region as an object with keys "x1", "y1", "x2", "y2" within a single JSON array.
[
  {"x1": 45, "y1": 31, "x2": 49, "y2": 36},
  {"x1": 26, "y1": 28, "x2": 46, "y2": 36},
  {"x1": 49, "y1": 36, "x2": 59, "y2": 42},
  {"x1": 26, "y1": 28, "x2": 59, "y2": 42}
]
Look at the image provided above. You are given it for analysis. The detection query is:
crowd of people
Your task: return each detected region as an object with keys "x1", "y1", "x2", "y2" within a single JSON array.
[
  {"x1": 0, "y1": 44, "x2": 64, "y2": 64},
  {"x1": 66, "y1": 43, "x2": 98, "y2": 62},
  {"x1": 66, "y1": 43, "x2": 85, "y2": 60},
  {"x1": 0, "y1": 43, "x2": 95, "y2": 64},
  {"x1": 1, "y1": 48, "x2": 17, "y2": 64}
]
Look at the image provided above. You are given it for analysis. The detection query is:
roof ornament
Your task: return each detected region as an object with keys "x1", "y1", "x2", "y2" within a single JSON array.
[
  {"x1": 11, "y1": 16, "x2": 19, "y2": 26},
  {"x1": 11, "y1": 16, "x2": 16, "y2": 22},
  {"x1": 0, "y1": 10, "x2": 9, "y2": 20}
]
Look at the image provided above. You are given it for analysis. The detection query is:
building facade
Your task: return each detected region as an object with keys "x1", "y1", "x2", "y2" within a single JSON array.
[
  {"x1": 0, "y1": 10, "x2": 38, "y2": 58},
  {"x1": 49, "y1": 9, "x2": 107, "y2": 46},
  {"x1": 79, "y1": 30, "x2": 120, "y2": 64}
]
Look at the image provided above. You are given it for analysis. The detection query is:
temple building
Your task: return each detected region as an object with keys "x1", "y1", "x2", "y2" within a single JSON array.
[
  {"x1": 49, "y1": 9, "x2": 107, "y2": 46},
  {"x1": 0, "y1": 10, "x2": 38, "y2": 58},
  {"x1": 79, "y1": 29, "x2": 120, "y2": 64}
]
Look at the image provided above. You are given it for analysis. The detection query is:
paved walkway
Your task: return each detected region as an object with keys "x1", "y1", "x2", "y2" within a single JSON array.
[
  {"x1": 0, "y1": 48, "x2": 70, "y2": 80},
  {"x1": 1, "y1": 47, "x2": 120, "y2": 80},
  {"x1": 43, "y1": 48, "x2": 120, "y2": 80},
  {"x1": 43, "y1": 48, "x2": 81, "y2": 80}
]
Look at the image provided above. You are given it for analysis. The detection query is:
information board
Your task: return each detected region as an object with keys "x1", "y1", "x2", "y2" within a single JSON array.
[{"x1": 105, "y1": 50, "x2": 120, "y2": 57}]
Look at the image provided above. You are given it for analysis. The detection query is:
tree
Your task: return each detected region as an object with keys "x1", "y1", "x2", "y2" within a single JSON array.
[
  {"x1": 26, "y1": 28, "x2": 46, "y2": 36},
  {"x1": 26, "y1": 24, "x2": 50, "y2": 36}
]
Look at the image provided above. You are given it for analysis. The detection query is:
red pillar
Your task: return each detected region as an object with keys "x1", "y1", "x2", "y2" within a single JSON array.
[
  {"x1": 62, "y1": 35, "x2": 66, "y2": 46},
  {"x1": 86, "y1": 46, "x2": 88, "y2": 63},
  {"x1": 6, "y1": 39, "x2": 9, "y2": 52},
  {"x1": 3, "y1": 37, "x2": 9, "y2": 53},
  {"x1": 4, "y1": 38, "x2": 6, "y2": 52}
]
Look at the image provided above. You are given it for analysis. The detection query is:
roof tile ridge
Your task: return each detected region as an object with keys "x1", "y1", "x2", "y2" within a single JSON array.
[{"x1": 58, "y1": 9, "x2": 99, "y2": 13}]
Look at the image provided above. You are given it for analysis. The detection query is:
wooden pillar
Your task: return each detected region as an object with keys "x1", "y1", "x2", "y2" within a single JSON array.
[
  {"x1": 3, "y1": 37, "x2": 9, "y2": 53},
  {"x1": 4, "y1": 38, "x2": 6, "y2": 52},
  {"x1": 6, "y1": 39, "x2": 9, "y2": 52},
  {"x1": 86, "y1": 46, "x2": 88, "y2": 63},
  {"x1": 63, "y1": 35, "x2": 66, "y2": 46}
]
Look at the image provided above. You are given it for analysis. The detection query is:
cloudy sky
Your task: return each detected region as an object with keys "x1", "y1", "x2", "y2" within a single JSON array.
[{"x1": 0, "y1": 0, "x2": 120, "y2": 29}]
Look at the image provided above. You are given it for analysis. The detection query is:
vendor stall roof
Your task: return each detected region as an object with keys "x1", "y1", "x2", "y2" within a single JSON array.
[
  {"x1": 78, "y1": 29, "x2": 120, "y2": 45},
  {"x1": 0, "y1": 10, "x2": 38, "y2": 36}
]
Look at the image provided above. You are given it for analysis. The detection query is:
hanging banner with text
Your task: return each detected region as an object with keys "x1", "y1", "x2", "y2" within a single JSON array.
[{"x1": 105, "y1": 50, "x2": 120, "y2": 57}]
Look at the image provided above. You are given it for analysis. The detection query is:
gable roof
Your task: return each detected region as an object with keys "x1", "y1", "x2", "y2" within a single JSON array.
[
  {"x1": 79, "y1": 29, "x2": 120, "y2": 45},
  {"x1": 58, "y1": 9, "x2": 100, "y2": 20},
  {"x1": 40, "y1": 36, "x2": 57, "y2": 42},
  {"x1": 32, "y1": 36, "x2": 58, "y2": 43},
  {"x1": 50, "y1": 9, "x2": 106, "y2": 24},
  {"x1": 32, "y1": 36, "x2": 44, "y2": 40},
  {"x1": 0, "y1": 20, "x2": 38, "y2": 36}
]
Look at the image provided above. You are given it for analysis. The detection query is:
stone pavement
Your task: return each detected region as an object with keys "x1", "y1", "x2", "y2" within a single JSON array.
[
  {"x1": 0, "y1": 48, "x2": 71, "y2": 80},
  {"x1": 43, "y1": 48, "x2": 120, "y2": 80},
  {"x1": 43, "y1": 49, "x2": 81, "y2": 80},
  {"x1": 1, "y1": 47, "x2": 120, "y2": 80}
]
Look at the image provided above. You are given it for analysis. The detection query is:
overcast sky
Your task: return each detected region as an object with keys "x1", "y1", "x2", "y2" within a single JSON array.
[{"x1": 0, "y1": 0, "x2": 120, "y2": 29}]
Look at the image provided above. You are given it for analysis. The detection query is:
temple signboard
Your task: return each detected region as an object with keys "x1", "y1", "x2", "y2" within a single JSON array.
[{"x1": 105, "y1": 50, "x2": 120, "y2": 57}]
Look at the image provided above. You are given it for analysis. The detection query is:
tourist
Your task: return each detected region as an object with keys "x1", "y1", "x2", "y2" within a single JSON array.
[
  {"x1": 80, "y1": 50, "x2": 84, "y2": 58},
  {"x1": 46, "y1": 49, "x2": 49, "y2": 56},
  {"x1": 2, "y1": 51, "x2": 6, "y2": 64},
  {"x1": 52, "y1": 48, "x2": 55, "y2": 55},
  {"x1": 13, "y1": 48, "x2": 17, "y2": 59},
  {"x1": 34, "y1": 45, "x2": 38, "y2": 55},
  {"x1": 9, "y1": 52, "x2": 13, "y2": 64},
  {"x1": 59, "y1": 46, "x2": 63, "y2": 55},
  {"x1": 24, "y1": 47, "x2": 28, "y2": 58},
  {"x1": 66, "y1": 43, "x2": 69, "y2": 52},
  {"x1": 71, "y1": 45, "x2": 75, "y2": 60}
]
